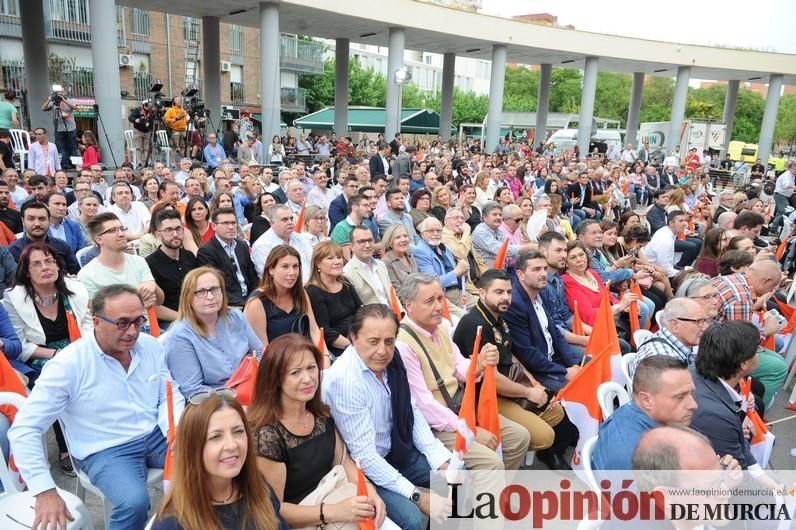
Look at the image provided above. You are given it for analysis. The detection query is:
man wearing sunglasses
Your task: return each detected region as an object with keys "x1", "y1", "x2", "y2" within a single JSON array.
[
  {"x1": 78, "y1": 212, "x2": 164, "y2": 310},
  {"x1": 9, "y1": 284, "x2": 186, "y2": 530}
]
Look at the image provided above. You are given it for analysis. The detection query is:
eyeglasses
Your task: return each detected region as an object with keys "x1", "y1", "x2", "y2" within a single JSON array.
[
  {"x1": 30, "y1": 258, "x2": 58, "y2": 270},
  {"x1": 98, "y1": 225, "x2": 128, "y2": 237},
  {"x1": 215, "y1": 221, "x2": 238, "y2": 227},
  {"x1": 96, "y1": 314, "x2": 147, "y2": 331},
  {"x1": 354, "y1": 238, "x2": 374, "y2": 246},
  {"x1": 511, "y1": 217, "x2": 524, "y2": 222},
  {"x1": 158, "y1": 226, "x2": 184, "y2": 235},
  {"x1": 688, "y1": 293, "x2": 719, "y2": 302},
  {"x1": 194, "y1": 285, "x2": 223, "y2": 299},
  {"x1": 187, "y1": 387, "x2": 237, "y2": 406},
  {"x1": 675, "y1": 317, "x2": 712, "y2": 327}
]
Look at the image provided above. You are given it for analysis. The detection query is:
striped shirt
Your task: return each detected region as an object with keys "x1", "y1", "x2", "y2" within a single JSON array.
[
  {"x1": 629, "y1": 327, "x2": 695, "y2": 379},
  {"x1": 322, "y1": 345, "x2": 450, "y2": 498},
  {"x1": 712, "y1": 273, "x2": 763, "y2": 338}
]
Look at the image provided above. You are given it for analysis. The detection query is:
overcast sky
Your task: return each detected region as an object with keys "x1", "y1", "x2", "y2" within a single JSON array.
[{"x1": 480, "y1": 0, "x2": 795, "y2": 55}]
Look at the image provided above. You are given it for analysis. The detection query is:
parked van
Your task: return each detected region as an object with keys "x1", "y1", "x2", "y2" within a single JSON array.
[
  {"x1": 548, "y1": 128, "x2": 622, "y2": 154},
  {"x1": 727, "y1": 141, "x2": 786, "y2": 171}
]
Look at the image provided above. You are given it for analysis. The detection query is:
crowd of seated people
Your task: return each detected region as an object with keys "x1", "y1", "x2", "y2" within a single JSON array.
[{"x1": 0, "y1": 137, "x2": 794, "y2": 530}]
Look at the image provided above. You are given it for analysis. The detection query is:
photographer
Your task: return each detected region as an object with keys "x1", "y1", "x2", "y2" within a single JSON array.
[
  {"x1": 40, "y1": 89, "x2": 78, "y2": 171},
  {"x1": 164, "y1": 96, "x2": 188, "y2": 159},
  {"x1": 127, "y1": 101, "x2": 155, "y2": 163}
]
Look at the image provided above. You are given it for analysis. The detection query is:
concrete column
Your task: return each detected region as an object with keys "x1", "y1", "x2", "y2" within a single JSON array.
[
  {"x1": 625, "y1": 72, "x2": 645, "y2": 148},
  {"x1": 534, "y1": 63, "x2": 552, "y2": 148},
  {"x1": 668, "y1": 66, "x2": 691, "y2": 151},
  {"x1": 385, "y1": 27, "x2": 405, "y2": 142},
  {"x1": 722, "y1": 79, "x2": 740, "y2": 153},
  {"x1": 20, "y1": 0, "x2": 50, "y2": 131},
  {"x1": 758, "y1": 74, "x2": 784, "y2": 164},
  {"x1": 485, "y1": 45, "x2": 507, "y2": 153},
  {"x1": 202, "y1": 16, "x2": 221, "y2": 132},
  {"x1": 90, "y1": 0, "x2": 124, "y2": 167},
  {"x1": 439, "y1": 52, "x2": 455, "y2": 141},
  {"x1": 334, "y1": 38, "x2": 349, "y2": 136},
  {"x1": 576, "y1": 57, "x2": 599, "y2": 158},
  {"x1": 259, "y1": 1, "x2": 281, "y2": 146}
]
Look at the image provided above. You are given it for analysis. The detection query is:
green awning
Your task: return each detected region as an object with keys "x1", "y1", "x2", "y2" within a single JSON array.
[
  {"x1": 250, "y1": 114, "x2": 287, "y2": 128},
  {"x1": 294, "y1": 107, "x2": 456, "y2": 134}
]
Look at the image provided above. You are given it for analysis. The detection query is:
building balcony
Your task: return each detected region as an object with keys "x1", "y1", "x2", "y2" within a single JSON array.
[
  {"x1": 281, "y1": 86, "x2": 306, "y2": 113},
  {"x1": 279, "y1": 35, "x2": 324, "y2": 75}
]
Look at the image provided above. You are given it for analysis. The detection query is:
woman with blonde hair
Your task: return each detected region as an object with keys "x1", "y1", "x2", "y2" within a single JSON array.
[
  {"x1": 299, "y1": 205, "x2": 329, "y2": 247},
  {"x1": 473, "y1": 170, "x2": 490, "y2": 209},
  {"x1": 244, "y1": 245, "x2": 320, "y2": 346},
  {"x1": 189, "y1": 167, "x2": 212, "y2": 201},
  {"x1": 382, "y1": 224, "x2": 419, "y2": 291},
  {"x1": 430, "y1": 185, "x2": 453, "y2": 222},
  {"x1": 166, "y1": 266, "x2": 263, "y2": 399},
  {"x1": 153, "y1": 391, "x2": 286, "y2": 530},
  {"x1": 306, "y1": 241, "x2": 362, "y2": 358}
]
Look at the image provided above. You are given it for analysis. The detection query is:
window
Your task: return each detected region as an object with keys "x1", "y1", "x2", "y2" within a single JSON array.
[
  {"x1": 230, "y1": 24, "x2": 243, "y2": 54},
  {"x1": 0, "y1": 0, "x2": 19, "y2": 17},
  {"x1": 48, "y1": 0, "x2": 89, "y2": 24},
  {"x1": 130, "y1": 8, "x2": 149, "y2": 36},
  {"x1": 184, "y1": 16, "x2": 199, "y2": 43}
]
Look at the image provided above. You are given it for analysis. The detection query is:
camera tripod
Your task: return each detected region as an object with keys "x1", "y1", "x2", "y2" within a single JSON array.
[{"x1": 142, "y1": 113, "x2": 170, "y2": 168}]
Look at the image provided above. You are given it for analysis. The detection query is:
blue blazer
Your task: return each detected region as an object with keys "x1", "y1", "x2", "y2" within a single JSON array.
[
  {"x1": 328, "y1": 194, "x2": 348, "y2": 230},
  {"x1": 413, "y1": 239, "x2": 460, "y2": 290},
  {"x1": 49, "y1": 218, "x2": 86, "y2": 255},
  {"x1": 504, "y1": 276, "x2": 581, "y2": 386}
]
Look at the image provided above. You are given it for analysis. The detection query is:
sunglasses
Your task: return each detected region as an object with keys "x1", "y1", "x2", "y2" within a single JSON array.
[{"x1": 188, "y1": 387, "x2": 238, "y2": 406}]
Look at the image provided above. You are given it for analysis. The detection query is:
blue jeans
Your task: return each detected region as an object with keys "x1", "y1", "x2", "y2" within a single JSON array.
[
  {"x1": 377, "y1": 447, "x2": 431, "y2": 530},
  {"x1": 56, "y1": 129, "x2": 78, "y2": 169},
  {"x1": 75, "y1": 426, "x2": 166, "y2": 530}
]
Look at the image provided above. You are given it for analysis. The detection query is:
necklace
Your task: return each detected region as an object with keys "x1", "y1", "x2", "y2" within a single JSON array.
[
  {"x1": 212, "y1": 484, "x2": 235, "y2": 505},
  {"x1": 35, "y1": 292, "x2": 58, "y2": 307}
]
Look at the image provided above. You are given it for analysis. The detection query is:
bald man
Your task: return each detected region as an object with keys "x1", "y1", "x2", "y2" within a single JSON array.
[{"x1": 712, "y1": 259, "x2": 787, "y2": 406}]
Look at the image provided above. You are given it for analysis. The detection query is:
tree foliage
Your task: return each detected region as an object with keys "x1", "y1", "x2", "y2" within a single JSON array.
[{"x1": 300, "y1": 58, "x2": 796, "y2": 144}]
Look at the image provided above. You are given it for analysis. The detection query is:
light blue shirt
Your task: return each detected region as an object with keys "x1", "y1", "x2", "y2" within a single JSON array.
[
  {"x1": 322, "y1": 345, "x2": 450, "y2": 498},
  {"x1": 203, "y1": 142, "x2": 226, "y2": 168},
  {"x1": 48, "y1": 220, "x2": 66, "y2": 242},
  {"x1": 8, "y1": 332, "x2": 184, "y2": 495},
  {"x1": 165, "y1": 308, "x2": 263, "y2": 398}
]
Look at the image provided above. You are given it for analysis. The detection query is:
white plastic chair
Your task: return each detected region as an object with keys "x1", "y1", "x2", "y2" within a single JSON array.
[
  {"x1": 597, "y1": 381, "x2": 630, "y2": 420},
  {"x1": 0, "y1": 392, "x2": 93, "y2": 529},
  {"x1": 581, "y1": 435, "x2": 600, "y2": 496},
  {"x1": 633, "y1": 329, "x2": 654, "y2": 349},
  {"x1": 9, "y1": 129, "x2": 30, "y2": 171},
  {"x1": 620, "y1": 351, "x2": 637, "y2": 393},
  {"x1": 59, "y1": 420, "x2": 164, "y2": 530},
  {"x1": 124, "y1": 130, "x2": 138, "y2": 167},
  {"x1": 156, "y1": 130, "x2": 172, "y2": 168}
]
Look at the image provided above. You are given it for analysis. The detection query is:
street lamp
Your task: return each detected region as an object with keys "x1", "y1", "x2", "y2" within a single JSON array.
[{"x1": 393, "y1": 67, "x2": 412, "y2": 134}]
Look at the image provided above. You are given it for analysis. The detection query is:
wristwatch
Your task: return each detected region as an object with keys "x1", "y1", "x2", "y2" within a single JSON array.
[{"x1": 410, "y1": 489, "x2": 421, "y2": 504}]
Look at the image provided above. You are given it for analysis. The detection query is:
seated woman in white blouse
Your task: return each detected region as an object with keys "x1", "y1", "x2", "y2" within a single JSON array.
[{"x1": 165, "y1": 266, "x2": 262, "y2": 399}]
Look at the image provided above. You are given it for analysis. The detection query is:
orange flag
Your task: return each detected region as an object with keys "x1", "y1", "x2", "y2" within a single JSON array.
[
  {"x1": 317, "y1": 328, "x2": 330, "y2": 369},
  {"x1": 66, "y1": 310, "x2": 82, "y2": 342},
  {"x1": 356, "y1": 461, "x2": 375, "y2": 530},
  {"x1": 492, "y1": 239, "x2": 509, "y2": 269},
  {"x1": 294, "y1": 203, "x2": 305, "y2": 233},
  {"x1": 441, "y1": 295, "x2": 452, "y2": 324},
  {"x1": 557, "y1": 287, "x2": 623, "y2": 469},
  {"x1": 630, "y1": 279, "x2": 649, "y2": 330},
  {"x1": 225, "y1": 353, "x2": 258, "y2": 407},
  {"x1": 389, "y1": 287, "x2": 403, "y2": 321},
  {"x1": 739, "y1": 377, "x2": 775, "y2": 467},
  {"x1": 147, "y1": 306, "x2": 161, "y2": 337},
  {"x1": 0, "y1": 350, "x2": 27, "y2": 424},
  {"x1": 164, "y1": 378, "x2": 176, "y2": 489},
  {"x1": 774, "y1": 298, "x2": 796, "y2": 334},
  {"x1": 572, "y1": 300, "x2": 585, "y2": 336},
  {"x1": 477, "y1": 363, "x2": 502, "y2": 458},
  {"x1": 757, "y1": 310, "x2": 777, "y2": 351},
  {"x1": 447, "y1": 326, "x2": 481, "y2": 483},
  {"x1": 776, "y1": 234, "x2": 792, "y2": 262}
]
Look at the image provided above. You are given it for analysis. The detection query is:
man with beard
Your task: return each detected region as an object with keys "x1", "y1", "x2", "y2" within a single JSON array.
[
  {"x1": 0, "y1": 179, "x2": 21, "y2": 233},
  {"x1": 9, "y1": 201, "x2": 79, "y2": 274},
  {"x1": 146, "y1": 209, "x2": 198, "y2": 329},
  {"x1": 454, "y1": 269, "x2": 580, "y2": 470}
]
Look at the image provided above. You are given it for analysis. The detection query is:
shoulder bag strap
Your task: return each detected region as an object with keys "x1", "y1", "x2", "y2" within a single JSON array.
[{"x1": 399, "y1": 323, "x2": 459, "y2": 412}]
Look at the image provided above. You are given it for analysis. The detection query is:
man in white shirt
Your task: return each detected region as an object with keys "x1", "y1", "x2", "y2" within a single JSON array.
[
  {"x1": 643, "y1": 209, "x2": 688, "y2": 278},
  {"x1": 4, "y1": 167, "x2": 30, "y2": 205},
  {"x1": 9, "y1": 284, "x2": 184, "y2": 530},
  {"x1": 251, "y1": 204, "x2": 312, "y2": 282},
  {"x1": 107, "y1": 182, "x2": 151, "y2": 240},
  {"x1": 620, "y1": 143, "x2": 636, "y2": 164},
  {"x1": 774, "y1": 160, "x2": 795, "y2": 219},
  {"x1": 285, "y1": 180, "x2": 305, "y2": 218},
  {"x1": 104, "y1": 168, "x2": 142, "y2": 204},
  {"x1": 28, "y1": 127, "x2": 60, "y2": 176},
  {"x1": 173, "y1": 157, "x2": 192, "y2": 186},
  {"x1": 305, "y1": 168, "x2": 335, "y2": 210}
]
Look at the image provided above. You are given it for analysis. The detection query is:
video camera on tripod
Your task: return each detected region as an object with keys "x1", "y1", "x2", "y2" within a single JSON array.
[
  {"x1": 147, "y1": 82, "x2": 171, "y2": 117},
  {"x1": 50, "y1": 84, "x2": 65, "y2": 106},
  {"x1": 182, "y1": 86, "x2": 207, "y2": 119}
]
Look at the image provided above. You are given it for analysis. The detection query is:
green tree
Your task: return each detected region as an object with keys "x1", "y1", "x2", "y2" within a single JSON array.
[
  {"x1": 299, "y1": 58, "x2": 387, "y2": 112},
  {"x1": 503, "y1": 66, "x2": 539, "y2": 112},
  {"x1": 685, "y1": 85, "x2": 724, "y2": 120},
  {"x1": 775, "y1": 94, "x2": 796, "y2": 149},
  {"x1": 593, "y1": 72, "x2": 631, "y2": 125},
  {"x1": 452, "y1": 87, "x2": 489, "y2": 126},
  {"x1": 639, "y1": 77, "x2": 674, "y2": 123},
  {"x1": 731, "y1": 89, "x2": 765, "y2": 143},
  {"x1": 549, "y1": 68, "x2": 582, "y2": 113}
]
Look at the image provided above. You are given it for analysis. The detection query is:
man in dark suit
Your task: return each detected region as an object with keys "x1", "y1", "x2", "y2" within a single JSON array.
[
  {"x1": 328, "y1": 175, "x2": 361, "y2": 230},
  {"x1": 389, "y1": 132, "x2": 401, "y2": 156},
  {"x1": 197, "y1": 207, "x2": 258, "y2": 307},
  {"x1": 689, "y1": 321, "x2": 762, "y2": 470},
  {"x1": 566, "y1": 171, "x2": 601, "y2": 220},
  {"x1": 505, "y1": 250, "x2": 582, "y2": 391},
  {"x1": 659, "y1": 163, "x2": 678, "y2": 188},
  {"x1": 368, "y1": 142, "x2": 392, "y2": 179}
]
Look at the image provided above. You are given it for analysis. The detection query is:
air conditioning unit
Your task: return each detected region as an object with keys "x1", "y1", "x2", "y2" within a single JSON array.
[
  {"x1": 119, "y1": 54, "x2": 134, "y2": 67},
  {"x1": 220, "y1": 61, "x2": 232, "y2": 72}
]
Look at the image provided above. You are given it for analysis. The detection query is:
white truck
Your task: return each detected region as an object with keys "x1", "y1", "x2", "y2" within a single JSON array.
[{"x1": 638, "y1": 120, "x2": 727, "y2": 161}]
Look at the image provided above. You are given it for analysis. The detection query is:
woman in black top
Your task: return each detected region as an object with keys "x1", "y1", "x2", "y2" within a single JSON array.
[
  {"x1": 250, "y1": 335, "x2": 386, "y2": 529},
  {"x1": 154, "y1": 389, "x2": 287, "y2": 530},
  {"x1": 458, "y1": 184, "x2": 482, "y2": 232},
  {"x1": 305, "y1": 241, "x2": 362, "y2": 359},
  {"x1": 249, "y1": 192, "x2": 277, "y2": 244}
]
